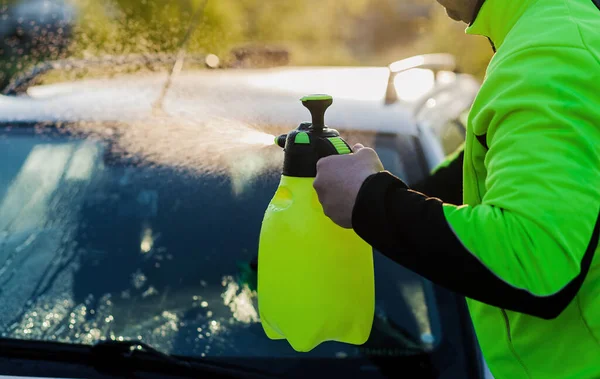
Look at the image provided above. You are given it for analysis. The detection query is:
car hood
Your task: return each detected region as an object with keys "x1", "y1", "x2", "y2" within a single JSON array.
[{"x1": 0, "y1": 66, "x2": 418, "y2": 134}]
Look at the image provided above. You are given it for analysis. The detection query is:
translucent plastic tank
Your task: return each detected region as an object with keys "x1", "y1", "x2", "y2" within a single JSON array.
[{"x1": 257, "y1": 95, "x2": 375, "y2": 352}]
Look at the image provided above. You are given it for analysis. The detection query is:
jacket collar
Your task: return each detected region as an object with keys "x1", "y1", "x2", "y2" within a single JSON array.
[{"x1": 466, "y1": 0, "x2": 536, "y2": 49}]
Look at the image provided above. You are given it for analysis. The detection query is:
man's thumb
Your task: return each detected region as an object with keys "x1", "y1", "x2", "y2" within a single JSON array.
[{"x1": 352, "y1": 143, "x2": 365, "y2": 153}]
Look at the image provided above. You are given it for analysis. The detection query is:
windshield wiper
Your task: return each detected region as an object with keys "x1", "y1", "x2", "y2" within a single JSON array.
[
  {"x1": 90, "y1": 340, "x2": 192, "y2": 375},
  {"x1": 91, "y1": 339, "x2": 275, "y2": 378},
  {"x1": 0, "y1": 338, "x2": 273, "y2": 378},
  {"x1": 153, "y1": 0, "x2": 210, "y2": 113}
]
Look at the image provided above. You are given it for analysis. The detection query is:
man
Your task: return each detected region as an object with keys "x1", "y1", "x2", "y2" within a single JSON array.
[{"x1": 313, "y1": 0, "x2": 600, "y2": 378}]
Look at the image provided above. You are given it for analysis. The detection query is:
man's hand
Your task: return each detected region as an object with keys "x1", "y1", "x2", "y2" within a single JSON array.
[{"x1": 314, "y1": 143, "x2": 384, "y2": 229}]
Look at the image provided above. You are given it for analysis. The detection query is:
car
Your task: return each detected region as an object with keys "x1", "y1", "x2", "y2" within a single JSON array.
[{"x1": 0, "y1": 53, "x2": 490, "y2": 378}]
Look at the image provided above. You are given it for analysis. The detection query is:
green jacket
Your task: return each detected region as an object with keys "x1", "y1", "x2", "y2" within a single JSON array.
[{"x1": 352, "y1": 0, "x2": 600, "y2": 378}]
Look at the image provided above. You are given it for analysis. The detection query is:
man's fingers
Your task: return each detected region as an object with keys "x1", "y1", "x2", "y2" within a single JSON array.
[
  {"x1": 354, "y1": 146, "x2": 385, "y2": 171},
  {"x1": 352, "y1": 143, "x2": 365, "y2": 152},
  {"x1": 316, "y1": 155, "x2": 332, "y2": 173},
  {"x1": 314, "y1": 157, "x2": 332, "y2": 191},
  {"x1": 354, "y1": 145, "x2": 374, "y2": 158},
  {"x1": 313, "y1": 172, "x2": 324, "y2": 193}
]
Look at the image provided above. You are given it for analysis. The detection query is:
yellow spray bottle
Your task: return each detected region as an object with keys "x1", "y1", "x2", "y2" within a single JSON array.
[{"x1": 257, "y1": 94, "x2": 375, "y2": 352}]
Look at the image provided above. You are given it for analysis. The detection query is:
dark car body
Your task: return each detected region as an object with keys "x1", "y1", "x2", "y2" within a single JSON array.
[{"x1": 0, "y1": 57, "x2": 490, "y2": 378}]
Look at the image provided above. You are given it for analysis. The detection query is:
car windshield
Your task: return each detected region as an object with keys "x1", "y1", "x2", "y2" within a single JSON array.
[{"x1": 0, "y1": 126, "x2": 455, "y2": 371}]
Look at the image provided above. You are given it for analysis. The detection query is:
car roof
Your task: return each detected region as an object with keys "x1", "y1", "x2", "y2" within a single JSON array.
[{"x1": 0, "y1": 66, "x2": 437, "y2": 135}]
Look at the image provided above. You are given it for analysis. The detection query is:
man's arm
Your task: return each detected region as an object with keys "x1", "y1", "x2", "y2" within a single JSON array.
[
  {"x1": 352, "y1": 47, "x2": 600, "y2": 320},
  {"x1": 411, "y1": 146, "x2": 464, "y2": 205}
]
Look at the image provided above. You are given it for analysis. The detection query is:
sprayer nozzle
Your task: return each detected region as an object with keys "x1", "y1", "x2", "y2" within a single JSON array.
[
  {"x1": 301, "y1": 94, "x2": 333, "y2": 132},
  {"x1": 276, "y1": 134, "x2": 287, "y2": 148}
]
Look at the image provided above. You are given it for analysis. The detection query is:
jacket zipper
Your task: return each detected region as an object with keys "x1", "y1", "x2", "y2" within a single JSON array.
[{"x1": 500, "y1": 309, "x2": 532, "y2": 378}]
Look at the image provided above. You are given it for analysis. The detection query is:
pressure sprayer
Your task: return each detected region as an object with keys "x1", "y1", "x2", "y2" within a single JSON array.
[{"x1": 257, "y1": 94, "x2": 375, "y2": 352}]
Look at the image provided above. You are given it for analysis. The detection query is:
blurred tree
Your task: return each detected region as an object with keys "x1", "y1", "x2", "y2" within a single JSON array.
[
  {"x1": 70, "y1": 0, "x2": 374, "y2": 65},
  {"x1": 71, "y1": 0, "x2": 245, "y2": 57},
  {"x1": 1, "y1": 0, "x2": 493, "y2": 88}
]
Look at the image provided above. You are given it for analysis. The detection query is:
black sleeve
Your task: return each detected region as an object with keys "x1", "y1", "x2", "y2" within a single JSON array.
[
  {"x1": 410, "y1": 150, "x2": 464, "y2": 205},
  {"x1": 351, "y1": 171, "x2": 600, "y2": 320}
]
